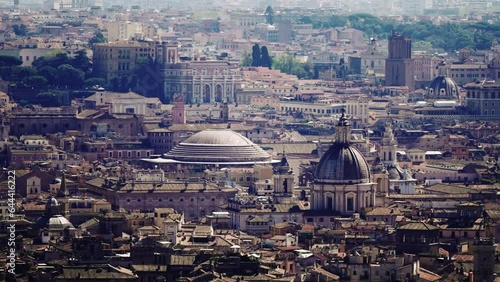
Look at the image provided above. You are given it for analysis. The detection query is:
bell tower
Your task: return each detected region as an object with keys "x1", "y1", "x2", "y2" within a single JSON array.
[
  {"x1": 273, "y1": 149, "x2": 294, "y2": 204},
  {"x1": 220, "y1": 101, "x2": 229, "y2": 123},
  {"x1": 172, "y1": 93, "x2": 186, "y2": 124},
  {"x1": 380, "y1": 123, "x2": 397, "y2": 165},
  {"x1": 473, "y1": 216, "x2": 496, "y2": 282}
]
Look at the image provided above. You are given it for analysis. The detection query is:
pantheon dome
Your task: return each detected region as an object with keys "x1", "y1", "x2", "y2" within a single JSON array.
[
  {"x1": 427, "y1": 76, "x2": 459, "y2": 98},
  {"x1": 163, "y1": 129, "x2": 272, "y2": 164}
]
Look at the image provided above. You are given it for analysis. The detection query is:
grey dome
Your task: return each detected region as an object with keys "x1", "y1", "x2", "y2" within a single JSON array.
[
  {"x1": 48, "y1": 215, "x2": 74, "y2": 230},
  {"x1": 428, "y1": 76, "x2": 459, "y2": 98},
  {"x1": 314, "y1": 143, "x2": 371, "y2": 184},
  {"x1": 164, "y1": 129, "x2": 271, "y2": 163},
  {"x1": 46, "y1": 196, "x2": 58, "y2": 206},
  {"x1": 387, "y1": 165, "x2": 405, "y2": 180}
]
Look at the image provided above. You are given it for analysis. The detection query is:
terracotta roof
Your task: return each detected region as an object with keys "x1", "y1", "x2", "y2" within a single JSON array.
[
  {"x1": 418, "y1": 267, "x2": 442, "y2": 282},
  {"x1": 168, "y1": 123, "x2": 256, "y2": 132},
  {"x1": 57, "y1": 265, "x2": 137, "y2": 280},
  {"x1": 131, "y1": 265, "x2": 167, "y2": 272},
  {"x1": 366, "y1": 207, "x2": 402, "y2": 216},
  {"x1": 169, "y1": 255, "x2": 196, "y2": 266},
  {"x1": 398, "y1": 222, "x2": 439, "y2": 231}
]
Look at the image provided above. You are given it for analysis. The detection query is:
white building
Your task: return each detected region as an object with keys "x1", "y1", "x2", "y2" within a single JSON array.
[
  {"x1": 83, "y1": 90, "x2": 162, "y2": 116},
  {"x1": 379, "y1": 125, "x2": 417, "y2": 194},
  {"x1": 401, "y1": 0, "x2": 433, "y2": 16},
  {"x1": 44, "y1": 0, "x2": 73, "y2": 10},
  {"x1": 103, "y1": 21, "x2": 143, "y2": 42}
]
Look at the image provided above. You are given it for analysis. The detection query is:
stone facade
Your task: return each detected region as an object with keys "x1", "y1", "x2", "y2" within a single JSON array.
[
  {"x1": 92, "y1": 41, "x2": 158, "y2": 82},
  {"x1": 162, "y1": 45, "x2": 242, "y2": 104},
  {"x1": 464, "y1": 80, "x2": 500, "y2": 117},
  {"x1": 85, "y1": 178, "x2": 238, "y2": 222}
]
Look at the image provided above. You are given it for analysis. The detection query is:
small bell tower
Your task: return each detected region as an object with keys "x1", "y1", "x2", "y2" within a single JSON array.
[
  {"x1": 220, "y1": 101, "x2": 229, "y2": 123},
  {"x1": 273, "y1": 147, "x2": 294, "y2": 204},
  {"x1": 172, "y1": 93, "x2": 186, "y2": 124},
  {"x1": 380, "y1": 122, "x2": 397, "y2": 165}
]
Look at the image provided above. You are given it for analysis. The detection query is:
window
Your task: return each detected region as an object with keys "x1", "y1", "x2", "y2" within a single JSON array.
[{"x1": 347, "y1": 198, "x2": 354, "y2": 211}]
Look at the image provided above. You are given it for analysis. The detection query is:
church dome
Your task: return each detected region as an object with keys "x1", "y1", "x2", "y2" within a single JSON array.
[
  {"x1": 314, "y1": 110, "x2": 371, "y2": 185},
  {"x1": 48, "y1": 215, "x2": 74, "y2": 230},
  {"x1": 46, "y1": 196, "x2": 58, "y2": 206},
  {"x1": 164, "y1": 129, "x2": 271, "y2": 163},
  {"x1": 427, "y1": 76, "x2": 459, "y2": 98},
  {"x1": 314, "y1": 143, "x2": 371, "y2": 184}
]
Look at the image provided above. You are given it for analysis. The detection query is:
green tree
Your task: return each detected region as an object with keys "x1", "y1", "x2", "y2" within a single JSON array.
[
  {"x1": 89, "y1": 31, "x2": 106, "y2": 48},
  {"x1": 260, "y1": 46, "x2": 272, "y2": 69},
  {"x1": 0, "y1": 55, "x2": 22, "y2": 67},
  {"x1": 12, "y1": 24, "x2": 28, "y2": 36},
  {"x1": 265, "y1": 5, "x2": 274, "y2": 25},
  {"x1": 240, "y1": 50, "x2": 252, "y2": 67},
  {"x1": 22, "y1": 75, "x2": 48, "y2": 88},
  {"x1": 109, "y1": 77, "x2": 120, "y2": 92},
  {"x1": 298, "y1": 16, "x2": 313, "y2": 24},
  {"x1": 71, "y1": 50, "x2": 92, "y2": 75},
  {"x1": 84, "y1": 77, "x2": 106, "y2": 88},
  {"x1": 129, "y1": 56, "x2": 162, "y2": 97},
  {"x1": 33, "y1": 51, "x2": 71, "y2": 69},
  {"x1": 251, "y1": 44, "x2": 261, "y2": 67},
  {"x1": 37, "y1": 66, "x2": 58, "y2": 86},
  {"x1": 36, "y1": 91, "x2": 63, "y2": 107},
  {"x1": 412, "y1": 41, "x2": 434, "y2": 52},
  {"x1": 273, "y1": 51, "x2": 315, "y2": 79},
  {"x1": 11, "y1": 66, "x2": 37, "y2": 82},
  {"x1": 56, "y1": 64, "x2": 84, "y2": 89},
  {"x1": 118, "y1": 76, "x2": 129, "y2": 92},
  {"x1": 328, "y1": 15, "x2": 349, "y2": 28}
]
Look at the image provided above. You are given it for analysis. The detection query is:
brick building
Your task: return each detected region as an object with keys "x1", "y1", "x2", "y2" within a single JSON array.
[{"x1": 385, "y1": 31, "x2": 415, "y2": 91}]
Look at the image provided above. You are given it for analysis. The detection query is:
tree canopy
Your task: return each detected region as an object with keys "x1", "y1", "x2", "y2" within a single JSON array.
[
  {"x1": 298, "y1": 13, "x2": 499, "y2": 52},
  {"x1": 56, "y1": 64, "x2": 85, "y2": 89},
  {"x1": 89, "y1": 31, "x2": 106, "y2": 47},
  {"x1": 265, "y1": 5, "x2": 274, "y2": 25},
  {"x1": 273, "y1": 51, "x2": 314, "y2": 79},
  {"x1": 261, "y1": 46, "x2": 272, "y2": 69},
  {"x1": 248, "y1": 44, "x2": 272, "y2": 68},
  {"x1": 12, "y1": 24, "x2": 28, "y2": 36},
  {"x1": 240, "y1": 50, "x2": 252, "y2": 67},
  {"x1": 251, "y1": 44, "x2": 262, "y2": 67},
  {"x1": 0, "y1": 55, "x2": 22, "y2": 67}
]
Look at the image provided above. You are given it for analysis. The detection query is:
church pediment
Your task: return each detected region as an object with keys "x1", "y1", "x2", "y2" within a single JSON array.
[{"x1": 345, "y1": 191, "x2": 357, "y2": 197}]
